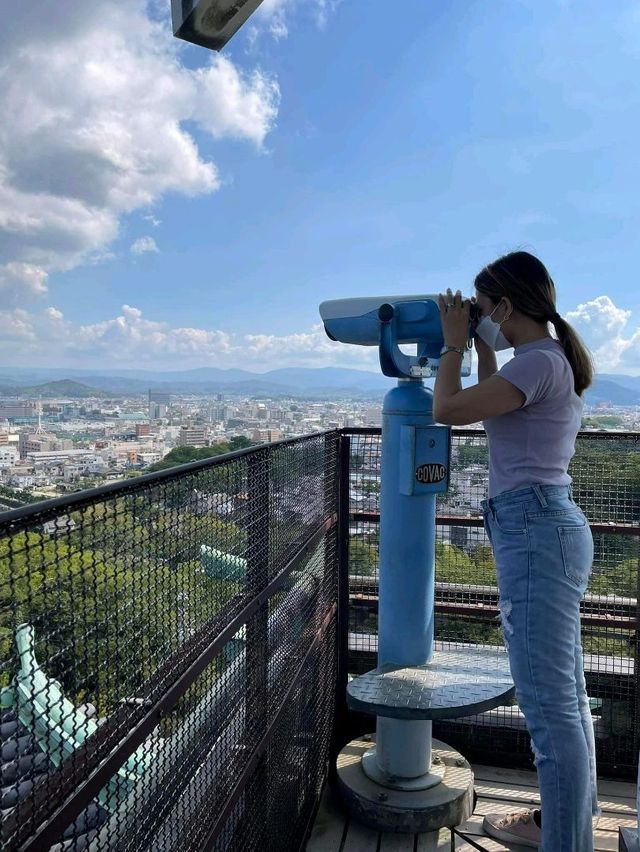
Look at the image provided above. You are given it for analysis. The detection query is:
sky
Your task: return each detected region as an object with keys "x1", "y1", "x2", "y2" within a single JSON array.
[{"x1": 1, "y1": 0, "x2": 639, "y2": 375}]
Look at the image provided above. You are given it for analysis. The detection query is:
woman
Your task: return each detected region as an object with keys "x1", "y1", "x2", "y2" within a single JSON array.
[{"x1": 433, "y1": 251, "x2": 599, "y2": 851}]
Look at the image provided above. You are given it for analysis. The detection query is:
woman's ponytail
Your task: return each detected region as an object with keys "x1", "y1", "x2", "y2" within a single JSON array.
[{"x1": 550, "y1": 315, "x2": 594, "y2": 397}]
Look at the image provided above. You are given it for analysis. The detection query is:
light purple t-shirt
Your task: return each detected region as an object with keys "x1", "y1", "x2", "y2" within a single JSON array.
[{"x1": 482, "y1": 338, "x2": 583, "y2": 498}]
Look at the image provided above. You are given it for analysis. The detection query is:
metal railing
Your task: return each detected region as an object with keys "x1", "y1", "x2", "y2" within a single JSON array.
[
  {"x1": 1, "y1": 427, "x2": 638, "y2": 851},
  {"x1": 345, "y1": 428, "x2": 640, "y2": 778},
  {"x1": 1, "y1": 432, "x2": 344, "y2": 852}
]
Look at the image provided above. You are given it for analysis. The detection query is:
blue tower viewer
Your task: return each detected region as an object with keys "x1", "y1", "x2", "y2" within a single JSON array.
[{"x1": 321, "y1": 294, "x2": 513, "y2": 831}]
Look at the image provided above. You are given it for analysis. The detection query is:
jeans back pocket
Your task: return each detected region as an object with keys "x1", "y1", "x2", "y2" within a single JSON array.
[{"x1": 558, "y1": 518, "x2": 594, "y2": 588}]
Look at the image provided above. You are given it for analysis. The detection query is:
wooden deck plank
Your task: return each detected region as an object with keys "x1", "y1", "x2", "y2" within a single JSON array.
[
  {"x1": 473, "y1": 764, "x2": 636, "y2": 799},
  {"x1": 379, "y1": 832, "x2": 417, "y2": 850},
  {"x1": 342, "y1": 817, "x2": 381, "y2": 852},
  {"x1": 453, "y1": 840, "x2": 507, "y2": 851},
  {"x1": 306, "y1": 787, "x2": 348, "y2": 852},
  {"x1": 416, "y1": 829, "x2": 453, "y2": 850},
  {"x1": 474, "y1": 779, "x2": 635, "y2": 816}
]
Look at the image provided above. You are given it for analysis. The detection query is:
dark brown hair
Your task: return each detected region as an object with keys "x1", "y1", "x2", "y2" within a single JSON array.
[{"x1": 474, "y1": 251, "x2": 593, "y2": 395}]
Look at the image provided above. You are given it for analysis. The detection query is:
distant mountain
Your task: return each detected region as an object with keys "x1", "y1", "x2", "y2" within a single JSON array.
[
  {"x1": 0, "y1": 366, "x2": 637, "y2": 404},
  {"x1": 584, "y1": 378, "x2": 640, "y2": 407},
  {"x1": 265, "y1": 367, "x2": 392, "y2": 391},
  {"x1": 597, "y1": 374, "x2": 640, "y2": 394},
  {"x1": 2, "y1": 380, "x2": 109, "y2": 399}
]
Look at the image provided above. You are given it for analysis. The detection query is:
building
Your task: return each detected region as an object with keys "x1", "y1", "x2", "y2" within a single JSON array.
[
  {"x1": 251, "y1": 428, "x2": 282, "y2": 444},
  {"x1": 0, "y1": 401, "x2": 37, "y2": 420},
  {"x1": 0, "y1": 447, "x2": 18, "y2": 470},
  {"x1": 148, "y1": 390, "x2": 171, "y2": 420},
  {"x1": 178, "y1": 425, "x2": 208, "y2": 448},
  {"x1": 136, "y1": 423, "x2": 151, "y2": 437},
  {"x1": 25, "y1": 449, "x2": 96, "y2": 467},
  {"x1": 18, "y1": 431, "x2": 74, "y2": 459}
]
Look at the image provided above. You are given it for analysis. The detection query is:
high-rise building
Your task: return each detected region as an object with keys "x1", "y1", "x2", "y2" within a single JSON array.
[
  {"x1": 178, "y1": 425, "x2": 208, "y2": 448},
  {"x1": 148, "y1": 390, "x2": 171, "y2": 420}
]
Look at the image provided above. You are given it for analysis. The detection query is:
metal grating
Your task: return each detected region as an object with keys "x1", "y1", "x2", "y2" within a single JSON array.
[
  {"x1": 346, "y1": 428, "x2": 640, "y2": 778},
  {"x1": 0, "y1": 432, "x2": 341, "y2": 851}
]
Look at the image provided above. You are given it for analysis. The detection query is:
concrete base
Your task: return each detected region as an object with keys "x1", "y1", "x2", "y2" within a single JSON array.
[{"x1": 337, "y1": 735, "x2": 474, "y2": 834}]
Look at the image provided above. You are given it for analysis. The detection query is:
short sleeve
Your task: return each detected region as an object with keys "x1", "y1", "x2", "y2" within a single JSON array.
[{"x1": 496, "y1": 350, "x2": 556, "y2": 407}]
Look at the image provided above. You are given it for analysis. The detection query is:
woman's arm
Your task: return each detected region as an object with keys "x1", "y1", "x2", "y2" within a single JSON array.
[
  {"x1": 433, "y1": 373, "x2": 525, "y2": 425},
  {"x1": 433, "y1": 290, "x2": 524, "y2": 425},
  {"x1": 475, "y1": 336, "x2": 498, "y2": 382}
]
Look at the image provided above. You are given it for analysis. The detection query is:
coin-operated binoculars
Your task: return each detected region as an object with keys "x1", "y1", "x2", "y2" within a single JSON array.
[{"x1": 321, "y1": 295, "x2": 513, "y2": 834}]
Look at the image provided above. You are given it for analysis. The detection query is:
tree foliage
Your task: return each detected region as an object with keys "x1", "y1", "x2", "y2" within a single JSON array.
[
  {"x1": 147, "y1": 436, "x2": 256, "y2": 473},
  {"x1": 1, "y1": 503, "x2": 245, "y2": 711}
]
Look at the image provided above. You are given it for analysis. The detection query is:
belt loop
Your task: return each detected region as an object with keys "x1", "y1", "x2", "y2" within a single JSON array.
[
  {"x1": 532, "y1": 484, "x2": 548, "y2": 507},
  {"x1": 490, "y1": 498, "x2": 496, "y2": 520}
]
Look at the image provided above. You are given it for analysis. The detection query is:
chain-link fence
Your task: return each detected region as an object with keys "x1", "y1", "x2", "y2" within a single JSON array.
[
  {"x1": 346, "y1": 428, "x2": 640, "y2": 779},
  {"x1": 2, "y1": 425, "x2": 638, "y2": 851},
  {"x1": 1, "y1": 432, "x2": 342, "y2": 851}
]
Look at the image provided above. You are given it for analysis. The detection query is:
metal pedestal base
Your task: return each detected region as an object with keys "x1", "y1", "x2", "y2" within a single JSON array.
[
  {"x1": 361, "y1": 745, "x2": 446, "y2": 791},
  {"x1": 337, "y1": 736, "x2": 474, "y2": 834}
]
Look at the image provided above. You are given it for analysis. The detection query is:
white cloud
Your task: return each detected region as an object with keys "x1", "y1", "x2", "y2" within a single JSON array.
[
  {"x1": 193, "y1": 57, "x2": 280, "y2": 145},
  {"x1": 0, "y1": 304, "x2": 378, "y2": 371},
  {"x1": 0, "y1": 262, "x2": 49, "y2": 304},
  {"x1": 0, "y1": 309, "x2": 36, "y2": 342},
  {"x1": 131, "y1": 236, "x2": 160, "y2": 255},
  {"x1": 567, "y1": 295, "x2": 640, "y2": 373},
  {"x1": 245, "y1": 323, "x2": 379, "y2": 369},
  {"x1": 3, "y1": 297, "x2": 639, "y2": 374},
  {"x1": 0, "y1": 0, "x2": 279, "y2": 303},
  {"x1": 253, "y1": 0, "x2": 341, "y2": 41},
  {"x1": 68, "y1": 305, "x2": 235, "y2": 363}
]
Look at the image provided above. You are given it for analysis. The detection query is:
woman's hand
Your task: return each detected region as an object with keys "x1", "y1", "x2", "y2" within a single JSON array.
[{"x1": 437, "y1": 288, "x2": 470, "y2": 349}]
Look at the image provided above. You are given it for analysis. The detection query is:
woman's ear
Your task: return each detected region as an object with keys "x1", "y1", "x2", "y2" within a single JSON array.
[{"x1": 500, "y1": 298, "x2": 514, "y2": 322}]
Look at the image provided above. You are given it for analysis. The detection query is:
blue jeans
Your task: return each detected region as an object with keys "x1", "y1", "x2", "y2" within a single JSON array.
[{"x1": 481, "y1": 484, "x2": 599, "y2": 852}]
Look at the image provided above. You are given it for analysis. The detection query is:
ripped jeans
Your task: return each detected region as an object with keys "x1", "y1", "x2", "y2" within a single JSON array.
[{"x1": 481, "y1": 484, "x2": 599, "y2": 852}]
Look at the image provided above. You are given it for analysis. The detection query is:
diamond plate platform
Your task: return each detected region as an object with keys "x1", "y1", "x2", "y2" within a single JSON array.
[{"x1": 347, "y1": 646, "x2": 515, "y2": 720}]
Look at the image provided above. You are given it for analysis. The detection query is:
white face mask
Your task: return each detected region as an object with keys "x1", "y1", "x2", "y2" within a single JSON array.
[{"x1": 475, "y1": 302, "x2": 512, "y2": 351}]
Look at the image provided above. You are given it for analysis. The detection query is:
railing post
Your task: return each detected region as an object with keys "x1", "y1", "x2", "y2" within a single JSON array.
[
  {"x1": 245, "y1": 447, "x2": 271, "y2": 846},
  {"x1": 330, "y1": 433, "x2": 351, "y2": 777},
  {"x1": 634, "y1": 547, "x2": 640, "y2": 761}
]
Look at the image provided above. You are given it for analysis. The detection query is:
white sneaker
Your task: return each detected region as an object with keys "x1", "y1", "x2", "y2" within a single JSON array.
[{"x1": 482, "y1": 808, "x2": 542, "y2": 848}]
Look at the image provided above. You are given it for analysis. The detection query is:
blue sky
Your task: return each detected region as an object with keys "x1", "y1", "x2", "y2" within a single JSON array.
[{"x1": 1, "y1": 0, "x2": 639, "y2": 374}]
